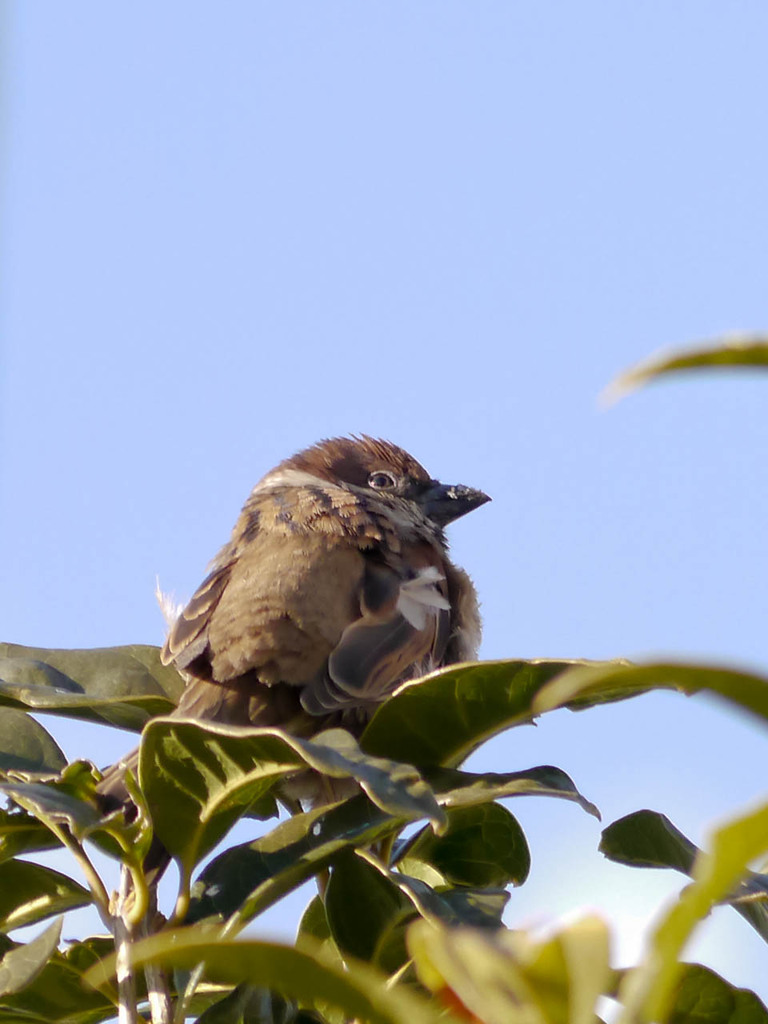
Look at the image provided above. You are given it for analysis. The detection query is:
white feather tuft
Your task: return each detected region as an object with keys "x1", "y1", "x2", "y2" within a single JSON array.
[{"x1": 154, "y1": 576, "x2": 185, "y2": 629}]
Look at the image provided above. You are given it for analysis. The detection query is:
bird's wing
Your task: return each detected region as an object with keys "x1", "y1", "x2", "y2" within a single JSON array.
[
  {"x1": 300, "y1": 550, "x2": 452, "y2": 714},
  {"x1": 161, "y1": 548, "x2": 236, "y2": 670}
]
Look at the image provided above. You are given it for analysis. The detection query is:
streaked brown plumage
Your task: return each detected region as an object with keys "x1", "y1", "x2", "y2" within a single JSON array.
[{"x1": 99, "y1": 436, "x2": 489, "y2": 811}]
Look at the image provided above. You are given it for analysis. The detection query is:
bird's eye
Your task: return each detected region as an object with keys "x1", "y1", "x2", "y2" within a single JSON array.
[{"x1": 368, "y1": 470, "x2": 397, "y2": 490}]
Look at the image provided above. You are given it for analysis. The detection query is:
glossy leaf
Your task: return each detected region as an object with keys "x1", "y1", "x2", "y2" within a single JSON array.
[
  {"x1": 0, "y1": 808, "x2": 62, "y2": 863},
  {"x1": 409, "y1": 914, "x2": 612, "y2": 1024},
  {"x1": 428, "y1": 765, "x2": 600, "y2": 819},
  {"x1": 140, "y1": 719, "x2": 443, "y2": 876},
  {"x1": 534, "y1": 661, "x2": 768, "y2": 728},
  {"x1": 618, "y1": 801, "x2": 768, "y2": 1024},
  {"x1": 0, "y1": 917, "x2": 62, "y2": 996},
  {"x1": 325, "y1": 848, "x2": 510, "y2": 978},
  {"x1": 189, "y1": 763, "x2": 594, "y2": 927},
  {"x1": 83, "y1": 927, "x2": 454, "y2": 1024},
  {"x1": 362, "y1": 659, "x2": 597, "y2": 767},
  {"x1": 601, "y1": 811, "x2": 698, "y2": 874},
  {"x1": 603, "y1": 335, "x2": 768, "y2": 405},
  {"x1": 0, "y1": 643, "x2": 181, "y2": 730},
  {"x1": 400, "y1": 803, "x2": 530, "y2": 888},
  {"x1": 325, "y1": 849, "x2": 413, "y2": 963},
  {"x1": 0, "y1": 860, "x2": 91, "y2": 931},
  {"x1": 188, "y1": 793, "x2": 400, "y2": 925},
  {"x1": 0, "y1": 709, "x2": 67, "y2": 775},
  {"x1": 602, "y1": 810, "x2": 768, "y2": 944}
]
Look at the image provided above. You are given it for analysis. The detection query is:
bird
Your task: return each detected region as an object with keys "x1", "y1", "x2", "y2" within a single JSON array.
[{"x1": 98, "y1": 435, "x2": 489, "y2": 813}]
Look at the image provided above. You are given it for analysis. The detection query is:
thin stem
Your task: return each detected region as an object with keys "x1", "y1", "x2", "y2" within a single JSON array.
[
  {"x1": 173, "y1": 962, "x2": 206, "y2": 1024},
  {"x1": 115, "y1": 866, "x2": 139, "y2": 1024},
  {"x1": 47, "y1": 822, "x2": 112, "y2": 929},
  {"x1": 167, "y1": 863, "x2": 192, "y2": 928}
]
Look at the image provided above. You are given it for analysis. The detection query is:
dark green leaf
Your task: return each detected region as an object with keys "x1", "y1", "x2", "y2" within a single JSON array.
[
  {"x1": 602, "y1": 810, "x2": 768, "y2": 944},
  {"x1": 326, "y1": 850, "x2": 413, "y2": 963},
  {"x1": 428, "y1": 765, "x2": 600, "y2": 819},
  {"x1": 667, "y1": 963, "x2": 768, "y2": 1024},
  {"x1": 0, "y1": 918, "x2": 62, "y2": 996},
  {"x1": 327, "y1": 849, "x2": 510, "y2": 976},
  {"x1": 188, "y1": 794, "x2": 399, "y2": 925},
  {"x1": 604, "y1": 335, "x2": 768, "y2": 405},
  {"x1": 601, "y1": 811, "x2": 699, "y2": 874},
  {"x1": 290, "y1": 729, "x2": 445, "y2": 832},
  {"x1": 400, "y1": 803, "x2": 530, "y2": 888},
  {"x1": 83, "y1": 927, "x2": 451, "y2": 1024},
  {"x1": 0, "y1": 808, "x2": 62, "y2": 863},
  {"x1": 142, "y1": 720, "x2": 442, "y2": 878},
  {"x1": 362, "y1": 659, "x2": 578, "y2": 768},
  {"x1": 0, "y1": 643, "x2": 182, "y2": 731},
  {"x1": 0, "y1": 710, "x2": 67, "y2": 775},
  {"x1": 0, "y1": 860, "x2": 91, "y2": 931},
  {"x1": 189, "y1": 765, "x2": 595, "y2": 927}
]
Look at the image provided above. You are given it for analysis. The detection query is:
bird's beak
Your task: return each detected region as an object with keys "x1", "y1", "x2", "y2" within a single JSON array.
[{"x1": 420, "y1": 482, "x2": 491, "y2": 526}]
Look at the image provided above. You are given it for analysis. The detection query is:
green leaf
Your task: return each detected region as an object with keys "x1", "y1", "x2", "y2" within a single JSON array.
[
  {"x1": 0, "y1": 761, "x2": 146, "y2": 863},
  {"x1": 0, "y1": 710, "x2": 67, "y2": 775},
  {"x1": 666, "y1": 963, "x2": 768, "y2": 1024},
  {"x1": 0, "y1": 761, "x2": 107, "y2": 836},
  {"x1": 0, "y1": 808, "x2": 62, "y2": 863},
  {"x1": 362, "y1": 659, "x2": 589, "y2": 768},
  {"x1": 83, "y1": 927, "x2": 454, "y2": 1024},
  {"x1": 140, "y1": 720, "x2": 442, "y2": 879},
  {"x1": 325, "y1": 849, "x2": 413, "y2": 964},
  {"x1": 0, "y1": 918, "x2": 62, "y2": 996},
  {"x1": 0, "y1": 644, "x2": 182, "y2": 731},
  {"x1": 326, "y1": 849, "x2": 510, "y2": 977},
  {"x1": 188, "y1": 764, "x2": 595, "y2": 928},
  {"x1": 400, "y1": 803, "x2": 530, "y2": 888},
  {"x1": 602, "y1": 810, "x2": 768, "y2": 944},
  {"x1": 139, "y1": 718, "x2": 285, "y2": 875},
  {"x1": 601, "y1": 811, "x2": 698, "y2": 874},
  {"x1": 428, "y1": 765, "x2": 600, "y2": 819},
  {"x1": 0, "y1": 860, "x2": 91, "y2": 931},
  {"x1": 188, "y1": 793, "x2": 401, "y2": 926},
  {"x1": 603, "y1": 334, "x2": 768, "y2": 404},
  {"x1": 291, "y1": 728, "x2": 446, "y2": 832},
  {"x1": 0, "y1": 935, "x2": 120, "y2": 1024},
  {"x1": 535, "y1": 661, "x2": 768, "y2": 727},
  {"x1": 618, "y1": 801, "x2": 768, "y2": 1024},
  {"x1": 409, "y1": 914, "x2": 612, "y2": 1024}
]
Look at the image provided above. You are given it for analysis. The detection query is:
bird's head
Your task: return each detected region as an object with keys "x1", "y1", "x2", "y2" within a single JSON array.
[{"x1": 262, "y1": 435, "x2": 490, "y2": 527}]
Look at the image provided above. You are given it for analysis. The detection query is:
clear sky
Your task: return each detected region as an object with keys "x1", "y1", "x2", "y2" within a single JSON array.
[{"x1": 2, "y1": 2, "x2": 767, "y2": 1005}]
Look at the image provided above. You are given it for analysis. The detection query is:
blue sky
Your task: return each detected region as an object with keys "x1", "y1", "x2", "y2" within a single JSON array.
[{"x1": 2, "y1": 2, "x2": 768, "y2": 1004}]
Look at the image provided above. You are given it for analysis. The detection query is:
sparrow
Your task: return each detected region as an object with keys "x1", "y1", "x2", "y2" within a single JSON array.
[{"x1": 98, "y1": 436, "x2": 489, "y2": 811}]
